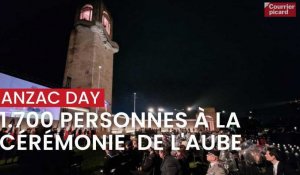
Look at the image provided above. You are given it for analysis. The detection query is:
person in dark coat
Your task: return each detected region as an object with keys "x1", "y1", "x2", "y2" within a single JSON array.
[
  {"x1": 133, "y1": 139, "x2": 144, "y2": 168},
  {"x1": 131, "y1": 147, "x2": 161, "y2": 175},
  {"x1": 175, "y1": 147, "x2": 190, "y2": 175},
  {"x1": 265, "y1": 147, "x2": 291, "y2": 175},
  {"x1": 159, "y1": 146, "x2": 181, "y2": 175},
  {"x1": 141, "y1": 147, "x2": 160, "y2": 173},
  {"x1": 124, "y1": 140, "x2": 137, "y2": 170}
]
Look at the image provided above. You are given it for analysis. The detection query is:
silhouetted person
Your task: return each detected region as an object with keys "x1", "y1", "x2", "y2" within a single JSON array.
[{"x1": 159, "y1": 146, "x2": 181, "y2": 175}]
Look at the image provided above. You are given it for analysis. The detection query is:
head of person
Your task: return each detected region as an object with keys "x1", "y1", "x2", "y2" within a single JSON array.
[
  {"x1": 159, "y1": 146, "x2": 171, "y2": 159},
  {"x1": 206, "y1": 150, "x2": 220, "y2": 163},
  {"x1": 265, "y1": 147, "x2": 280, "y2": 162},
  {"x1": 125, "y1": 140, "x2": 133, "y2": 150},
  {"x1": 179, "y1": 145, "x2": 186, "y2": 152},
  {"x1": 26, "y1": 128, "x2": 32, "y2": 134},
  {"x1": 176, "y1": 145, "x2": 186, "y2": 159},
  {"x1": 175, "y1": 150, "x2": 184, "y2": 159},
  {"x1": 132, "y1": 139, "x2": 138, "y2": 149}
]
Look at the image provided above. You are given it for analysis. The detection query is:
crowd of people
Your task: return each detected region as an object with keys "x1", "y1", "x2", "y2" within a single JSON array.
[
  {"x1": 0, "y1": 124, "x2": 93, "y2": 175},
  {"x1": 1, "y1": 125, "x2": 300, "y2": 175},
  {"x1": 98, "y1": 129, "x2": 300, "y2": 175}
]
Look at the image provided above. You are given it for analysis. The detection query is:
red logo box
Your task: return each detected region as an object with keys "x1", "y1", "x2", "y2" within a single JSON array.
[
  {"x1": 264, "y1": 2, "x2": 296, "y2": 17},
  {"x1": 0, "y1": 89, "x2": 105, "y2": 107}
]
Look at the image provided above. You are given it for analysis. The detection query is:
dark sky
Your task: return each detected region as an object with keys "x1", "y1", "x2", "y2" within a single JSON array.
[{"x1": 0, "y1": 0, "x2": 299, "y2": 114}]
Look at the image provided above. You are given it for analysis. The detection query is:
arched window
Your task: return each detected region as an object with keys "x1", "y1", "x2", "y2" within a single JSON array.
[
  {"x1": 80, "y1": 4, "x2": 93, "y2": 21},
  {"x1": 102, "y1": 11, "x2": 111, "y2": 35}
]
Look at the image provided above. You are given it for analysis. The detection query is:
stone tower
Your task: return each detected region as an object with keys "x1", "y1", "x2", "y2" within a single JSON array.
[{"x1": 63, "y1": 0, "x2": 119, "y2": 114}]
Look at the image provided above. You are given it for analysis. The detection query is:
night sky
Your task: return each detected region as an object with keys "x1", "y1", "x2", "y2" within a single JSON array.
[{"x1": 0, "y1": 0, "x2": 299, "y2": 114}]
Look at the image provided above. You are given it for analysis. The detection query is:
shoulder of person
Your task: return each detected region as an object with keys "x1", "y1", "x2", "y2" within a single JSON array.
[
  {"x1": 146, "y1": 155, "x2": 155, "y2": 162},
  {"x1": 217, "y1": 163, "x2": 224, "y2": 167},
  {"x1": 165, "y1": 155, "x2": 177, "y2": 163},
  {"x1": 213, "y1": 163, "x2": 225, "y2": 170},
  {"x1": 149, "y1": 153, "x2": 156, "y2": 158}
]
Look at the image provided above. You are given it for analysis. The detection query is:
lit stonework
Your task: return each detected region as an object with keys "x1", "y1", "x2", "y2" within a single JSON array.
[{"x1": 63, "y1": 0, "x2": 118, "y2": 135}]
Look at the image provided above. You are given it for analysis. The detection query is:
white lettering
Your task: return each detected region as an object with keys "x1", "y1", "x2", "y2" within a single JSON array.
[
  {"x1": 175, "y1": 112, "x2": 187, "y2": 128},
  {"x1": 79, "y1": 92, "x2": 89, "y2": 104},
  {"x1": 26, "y1": 91, "x2": 35, "y2": 104},
  {"x1": 90, "y1": 91, "x2": 100, "y2": 104},
  {"x1": 66, "y1": 92, "x2": 77, "y2": 104},
  {"x1": 0, "y1": 135, "x2": 15, "y2": 150},
  {"x1": 100, "y1": 112, "x2": 112, "y2": 128},
  {"x1": 75, "y1": 135, "x2": 90, "y2": 150},
  {"x1": 74, "y1": 112, "x2": 84, "y2": 128},
  {"x1": 114, "y1": 112, "x2": 129, "y2": 128},
  {"x1": 61, "y1": 112, "x2": 73, "y2": 128},
  {"x1": 216, "y1": 112, "x2": 225, "y2": 128},
  {"x1": 2, "y1": 92, "x2": 12, "y2": 104},
  {"x1": 227, "y1": 112, "x2": 240, "y2": 128},
  {"x1": 138, "y1": 135, "x2": 152, "y2": 150},
  {"x1": 48, "y1": 91, "x2": 59, "y2": 104},
  {"x1": 86, "y1": 112, "x2": 98, "y2": 128},
  {"x1": 195, "y1": 112, "x2": 208, "y2": 128}
]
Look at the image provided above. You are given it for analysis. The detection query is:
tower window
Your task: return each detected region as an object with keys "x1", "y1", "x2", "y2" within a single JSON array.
[
  {"x1": 66, "y1": 76, "x2": 72, "y2": 88},
  {"x1": 102, "y1": 11, "x2": 111, "y2": 35},
  {"x1": 80, "y1": 4, "x2": 93, "y2": 21}
]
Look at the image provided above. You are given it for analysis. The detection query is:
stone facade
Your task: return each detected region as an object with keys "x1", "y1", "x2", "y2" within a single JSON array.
[
  {"x1": 63, "y1": 0, "x2": 118, "y2": 109},
  {"x1": 63, "y1": 0, "x2": 118, "y2": 135}
]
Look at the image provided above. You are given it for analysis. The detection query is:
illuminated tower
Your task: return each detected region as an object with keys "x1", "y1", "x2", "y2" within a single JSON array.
[{"x1": 63, "y1": 0, "x2": 119, "y2": 114}]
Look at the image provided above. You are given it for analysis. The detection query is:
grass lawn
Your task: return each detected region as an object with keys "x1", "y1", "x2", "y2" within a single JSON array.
[{"x1": 74, "y1": 146, "x2": 105, "y2": 175}]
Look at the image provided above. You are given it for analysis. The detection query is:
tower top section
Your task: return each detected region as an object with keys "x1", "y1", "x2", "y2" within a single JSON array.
[{"x1": 74, "y1": 0, "x2": 114, "y2": 40}]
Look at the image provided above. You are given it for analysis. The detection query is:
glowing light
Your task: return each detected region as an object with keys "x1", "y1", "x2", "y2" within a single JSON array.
[
  {"x1": 158, "y1": 108, "x2": 164, "y2": 112},
  {"x1": 148, "y1": 108, "x2": 154, "y2": 113},
  {"x1": 102, "y1": 11, "x2": 111, "y2": 35},
  {"x1": 80, "y1": 4, "x2": 93, "y2": 21}
]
